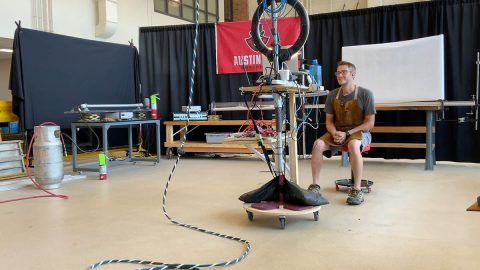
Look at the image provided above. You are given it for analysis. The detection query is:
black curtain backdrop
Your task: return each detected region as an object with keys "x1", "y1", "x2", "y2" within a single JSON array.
[
  {"x1": 303, "y1": 0, "x2": 480, "y2": 162},
  {"x1": 139, "y1": 0, "x2": 480, "y2": 162},
  {"x1": 10, "y1": 27, "x2": 140, "y2": 130},
  {"x1": 139, "y1": 24, "x2": 259, "y2": 116},
  {"x1": 139, "y1": 24, "x2": 260, "y2": 145}
]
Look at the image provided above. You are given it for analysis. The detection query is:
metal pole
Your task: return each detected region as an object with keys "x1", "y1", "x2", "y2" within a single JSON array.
[
  {"x1": 301, "y1": 49, "x2": 307, "y2": 159},
  {"x1": 72, "y1": 123, "x2": 78, "y2": 171},
  {"x1": 475, "y1": 52, "x2": 479, "y2": 130},
  {"x1": 270, "y1": 0, "x2": 284, "y2": 174},
  {"x1": 302, "y1": 95, "x2": 307, "y2": 159},
  {"x1": 425, "y1": 111, "x2": 434, "y2": 171},
  {"x1": 274, "y1": 93, "x2": 284, "y2": 174},
  {"x1": 79, "y1": 103, "x2": 144, "y2": 110},
  {"x1": 271, "y1": 1, "x2": 280, "y2": 78}
]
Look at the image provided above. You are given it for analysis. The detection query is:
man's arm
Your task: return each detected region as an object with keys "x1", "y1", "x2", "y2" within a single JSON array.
[
  {"x1": 327, "y1": 113, "x2": 347, "y2": 145},
  {"x1": 347, "y1": 114, "x2": 375, "y2": 135},
  {"x1": 336, "y1": 114, "x2": 375, "y2": 144},
  {"x1": 325, "y1": 113, "x2": 336, "y2": 136}
]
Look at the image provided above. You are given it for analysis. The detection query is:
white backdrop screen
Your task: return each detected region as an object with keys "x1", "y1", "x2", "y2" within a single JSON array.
[{"x1": 342, "y1": 35, "x2": 444, "y2": 103}]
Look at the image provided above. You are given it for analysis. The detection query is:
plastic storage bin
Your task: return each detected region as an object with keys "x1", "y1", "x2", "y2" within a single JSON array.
[
  {"x1": 9, "y1": 121, "x2": 19, "y2": 134},
  {"x1": 205, "y1": 133, "x2": 226, "y2": 144}
]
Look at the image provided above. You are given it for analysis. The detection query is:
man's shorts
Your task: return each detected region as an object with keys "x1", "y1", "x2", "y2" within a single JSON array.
[{"x1": 323, "y1": 132, "x2": 372, "y2": 158}]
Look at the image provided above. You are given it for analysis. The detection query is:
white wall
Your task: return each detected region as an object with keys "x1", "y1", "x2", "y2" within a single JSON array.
[
  {"x1": 0, "y1": 59, "x2": 12, "y2": 100},
  {"x1": 0, "y1": 0, "x2": 223, "y2": 45},
  {"x1": 248, "y1": 0, "x2": 429, "y2": 16},
  {"x1": 0, "y1": 0, "x2": 224, "y2": 100},
  {"x1": 0, "y1": 0, "x2": 32, "y2": 38}
]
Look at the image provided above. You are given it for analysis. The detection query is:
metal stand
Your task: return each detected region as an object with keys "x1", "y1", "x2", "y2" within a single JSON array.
[
  {"x1": 269, "y1": 0, "x2": 285, "y2": 176},
  {"x1": 71, "y1": 119, "x2": 161, "y2": 173},
  {"x1": 273, "y1": 93, "x2": 285, "y2": 174},
  {"x1": 475, "y1": 52, "x2": 479, "y2": 130}
]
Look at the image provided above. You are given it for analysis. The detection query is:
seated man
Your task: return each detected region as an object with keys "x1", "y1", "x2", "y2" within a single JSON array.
[{"x1": 309, "y1": 61, "x2": 376, "y2": 205}]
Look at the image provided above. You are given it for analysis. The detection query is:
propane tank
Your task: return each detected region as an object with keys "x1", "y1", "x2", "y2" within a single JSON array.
[{"x1": 33, "y1": 126, "x2": 64, "y2": 189}]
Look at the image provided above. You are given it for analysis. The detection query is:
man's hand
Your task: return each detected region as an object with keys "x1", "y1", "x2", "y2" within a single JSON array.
[{"x1": 333, "y1": 131, "x2": 347, "y2": 144}]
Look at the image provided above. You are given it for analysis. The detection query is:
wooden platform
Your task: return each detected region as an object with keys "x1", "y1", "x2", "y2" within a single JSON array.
[
  {"x1": 164, "y1": 120, "x2": 276, "y2": 156},
  {"x1": 466, "y1": 202, "x2": 480, "y2": 211},
  {"x1": 164, "y1": 140, "x2": 273, "y2": 154},
  {"x1": 243, "y1": 202, "x2": 322, "y2": 229}
]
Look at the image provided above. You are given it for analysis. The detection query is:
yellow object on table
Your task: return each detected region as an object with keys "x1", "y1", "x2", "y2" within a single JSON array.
[{"x1": 0, "y1": 101, "x2": 19, "y2": 123}]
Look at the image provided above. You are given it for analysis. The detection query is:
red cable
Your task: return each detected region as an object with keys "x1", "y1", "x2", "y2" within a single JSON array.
[
  {"x1": 0, "y1": 122, "x2": 69, "y2": 203},
  {"x1": 237, "y1": 88, "x2": 277, "y2": 138}
]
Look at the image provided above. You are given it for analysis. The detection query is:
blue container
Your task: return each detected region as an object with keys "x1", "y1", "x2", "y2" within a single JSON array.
[
  {"x1": 1, "y1": 127, "x2": 9, "y2": 135},
  {"x1": 309, "y1": 59, "x2": 322, "y2": 86},
  {"x1": 9, "y1": 121, "x2": 19, "y2": 134}
]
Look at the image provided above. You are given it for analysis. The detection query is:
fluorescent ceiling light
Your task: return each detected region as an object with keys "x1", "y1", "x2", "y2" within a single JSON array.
[{"x1": 0, "y1": 49, "x2": 13, "y2": 53}]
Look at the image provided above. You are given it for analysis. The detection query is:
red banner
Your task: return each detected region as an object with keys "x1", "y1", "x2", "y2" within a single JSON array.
[{"x1": 215, "y1": 17, "x2": 300, "y2": 74}]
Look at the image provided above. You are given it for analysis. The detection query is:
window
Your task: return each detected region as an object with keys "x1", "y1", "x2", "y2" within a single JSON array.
[{"x1": 154, "y1": 0, "x2": 218, "y2": 23}]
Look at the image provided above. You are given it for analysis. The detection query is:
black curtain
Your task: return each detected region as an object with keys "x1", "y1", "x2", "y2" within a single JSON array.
[
  {"x1": 10, "y1": 27, "x2": 140, "y2": 131},
  {"x1": 303, "y1": 0, "x2": 480, "y2": 162},
  {"x1": 139, "y1": 24, "x2": 260, "y2": 145},
  {"x1": 139, "y1": 0, "x2": 480, "y2": 162},
  {"x1": 139, "y1": 24, "x2": 259, "y2": 116}
]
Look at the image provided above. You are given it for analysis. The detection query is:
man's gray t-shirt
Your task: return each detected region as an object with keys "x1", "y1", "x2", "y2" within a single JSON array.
[{"x1": 324, "y1": 86, "x2": 376, "y2": 116}]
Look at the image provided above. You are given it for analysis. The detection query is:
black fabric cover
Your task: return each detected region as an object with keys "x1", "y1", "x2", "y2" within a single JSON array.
[
  {"x1": 9, "y1": 27, "x2": 140, "y2": 130},
  {"x1": 239, "y1": 179, "x2": 280, "y2": 203},
  {"x1": 239, "y1": 176, "x2": 329, "y2": 206}
]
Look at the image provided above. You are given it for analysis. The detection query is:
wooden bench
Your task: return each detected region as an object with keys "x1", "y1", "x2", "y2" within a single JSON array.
[
  {"x1": 164, "y1": 120, "x2": 276, "y2": 158},
  {"x1": 335, "y1": 102, "x2": 441, "y2": 170},
  {"x1": 340, "y1": 125, "x2": 436, "y2": 168},
  {"x1": 304, "y1": 101, "x2": 441, "y2": 170},
  {"x1": 370, "y1": 126, "x2": 435, "y2": 149}
]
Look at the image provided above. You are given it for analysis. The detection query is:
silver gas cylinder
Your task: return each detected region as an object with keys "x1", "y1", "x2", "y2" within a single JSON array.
[{"x1": 33, "y1": 125, "x2": 64, "y2": 189}]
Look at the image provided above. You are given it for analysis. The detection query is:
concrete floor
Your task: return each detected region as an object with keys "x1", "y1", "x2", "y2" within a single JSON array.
[{"x1": 1, "y1": 155, "x2": 479, "y2": 270}]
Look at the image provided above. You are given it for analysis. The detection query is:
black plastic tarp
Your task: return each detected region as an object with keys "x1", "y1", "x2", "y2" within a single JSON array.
[{"x1": 9, "y1": 26, "x2": 140, "y2": 130}]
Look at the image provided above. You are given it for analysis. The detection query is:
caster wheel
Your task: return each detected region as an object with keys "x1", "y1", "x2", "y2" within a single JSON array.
[
  {"x1": 247, "y1": 211, "x2": 253, "y2": 221},
  {"x1": 167, "y1": 148, "x2": 174, "y2": 159},
  {"x1": 279, "y1": 217, "x2": 286, "y2": 229},
  {"x1": 335, "y1": 185, "x2": 339, "y2": 191},
  {"x1": 313, "y1": 211, "x2": 319, "y2": 221}
]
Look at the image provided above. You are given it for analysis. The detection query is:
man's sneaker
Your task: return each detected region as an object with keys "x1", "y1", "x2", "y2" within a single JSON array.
[
  {"x1": 346, "y1": 188, "x2": 364, "y2": 205},
  {"x1": 307, "y1": 184, "x2": 321, "y2": 194}
]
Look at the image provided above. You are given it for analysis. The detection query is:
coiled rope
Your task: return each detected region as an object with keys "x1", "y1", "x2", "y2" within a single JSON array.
[{"x1": 89, "y1": 1, "x2": 251, "y2": 269}]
